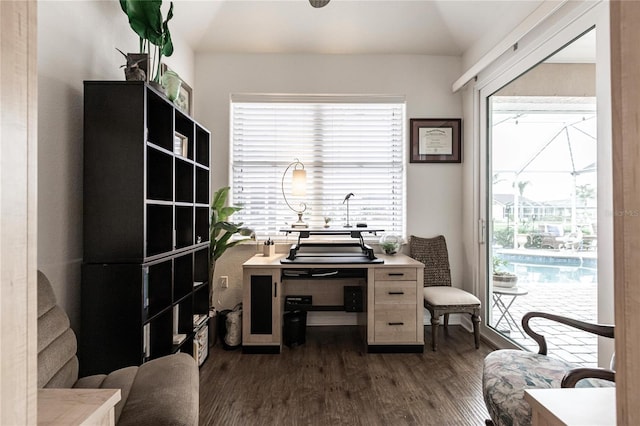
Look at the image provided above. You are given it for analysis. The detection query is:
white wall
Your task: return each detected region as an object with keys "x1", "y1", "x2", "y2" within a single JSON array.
[
  {"x1": 37, "y1": 0, "x2": 194, "y2": 330},
  {"x1": 194, "y1": 53, "x2": 466, "y2": 311}
]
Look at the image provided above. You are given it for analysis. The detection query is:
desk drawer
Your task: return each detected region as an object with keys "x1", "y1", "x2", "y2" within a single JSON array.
[
  {"x1": 373, "y1": 307, "x2": 417, "y2": 342},
  {"x1": 374, "y1": 268, "x2": 417, "y2": 281},
  {"x1": 374, "y1": 282, "x2": 417, "y2": 304}
]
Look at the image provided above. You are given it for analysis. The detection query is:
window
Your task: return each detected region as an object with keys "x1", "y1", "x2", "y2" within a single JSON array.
[{"x1": 230, "y1": 94, "x2": 405, "y2": 239}]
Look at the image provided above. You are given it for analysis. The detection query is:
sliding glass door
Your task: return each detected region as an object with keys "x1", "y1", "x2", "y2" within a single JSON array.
[{"x1": 485, "y1": 29, "x2": 601, "y2": 366}]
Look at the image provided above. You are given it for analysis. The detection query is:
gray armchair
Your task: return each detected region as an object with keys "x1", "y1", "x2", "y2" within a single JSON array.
[
  {"x1": 483, "y1": 312, "x2": 615, "y2": 426},
  {"x1": 37, "y1": 271, "x2": 199, "y2": 426}
]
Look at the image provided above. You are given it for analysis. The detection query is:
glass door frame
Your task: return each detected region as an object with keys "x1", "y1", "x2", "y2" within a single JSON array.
[{"x1": 471, "y1": 1, "x2": 614, "y2": 362}]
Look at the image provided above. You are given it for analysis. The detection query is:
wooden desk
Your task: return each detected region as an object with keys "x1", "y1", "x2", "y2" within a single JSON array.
[
  {"x1": 242, "y1": 253, "x2": 425, "y2": 353},
  {"x1": 524, "y1": 388, "x2": 616, "y2": 426},
  {"x1": 38, "y1": 388, "x2": 121, "y2": 426}
]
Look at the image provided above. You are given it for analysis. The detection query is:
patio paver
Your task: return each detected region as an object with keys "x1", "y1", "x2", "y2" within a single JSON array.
[{"x1": 490, "y1": 272, "x2": 599, "y2": 368}]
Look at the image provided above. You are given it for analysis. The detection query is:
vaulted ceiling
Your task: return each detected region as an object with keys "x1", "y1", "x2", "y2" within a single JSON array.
[{"x1": 171, "y1": 0, "x2": 545, "y2": 56}]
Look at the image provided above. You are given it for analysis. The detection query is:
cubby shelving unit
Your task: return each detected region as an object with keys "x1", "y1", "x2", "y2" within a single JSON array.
[{"x1": 81, "y1": 81, "x2": 211, "y2": 376}]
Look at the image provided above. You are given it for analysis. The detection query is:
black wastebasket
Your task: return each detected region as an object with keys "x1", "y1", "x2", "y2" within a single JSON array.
[{"x1": 283, "y1": 310, "x2": 307, "y2": 347}]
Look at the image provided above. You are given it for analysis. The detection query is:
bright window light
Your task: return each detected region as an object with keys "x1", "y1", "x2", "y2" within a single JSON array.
[{"x1": 230, "y1": 94, "x2": 406, "y2": 239}]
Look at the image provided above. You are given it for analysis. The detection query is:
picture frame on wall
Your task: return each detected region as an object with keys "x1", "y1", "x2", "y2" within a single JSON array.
[
  {"x1": 410, "y1": 118, "x2": 462, "y2": 163},
  {"x1": 160, "y1": 63, "x2": 193, "y2": 116}
]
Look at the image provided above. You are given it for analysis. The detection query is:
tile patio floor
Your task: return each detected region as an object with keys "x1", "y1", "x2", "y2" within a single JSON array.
[{"x1": 489, "y1": 263, "x2": 599, "y2": 367}]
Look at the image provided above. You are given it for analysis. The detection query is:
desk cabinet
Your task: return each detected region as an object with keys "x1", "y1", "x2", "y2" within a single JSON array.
[
  {"x1": 242, "y1": 268, "x2": 281, "y2": 352},
  {"x1": 369, "y1": 267, "x2": 423, "y2": 348}
]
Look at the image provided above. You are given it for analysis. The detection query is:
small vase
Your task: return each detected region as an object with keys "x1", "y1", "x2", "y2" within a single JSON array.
[
  {"x1": 161, "y1": 70, "x2": 182, "y2": 102},
  {"x1": 379, "y1": 233, "x2": 402, "y2": 255}
]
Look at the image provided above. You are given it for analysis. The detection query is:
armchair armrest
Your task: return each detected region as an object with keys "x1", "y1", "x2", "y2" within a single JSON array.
[
  {"x1": 561, "y1": 367, "x2": 615, "y2": 388},
  {"x1": 522, "y1": 312, "x2": 614, "y2": 355}
]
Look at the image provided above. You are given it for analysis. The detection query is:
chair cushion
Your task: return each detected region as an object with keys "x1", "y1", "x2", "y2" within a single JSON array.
[
  {"x1": 117, "y1": 353, "x2": 199, "y2": 426},
  {"x1": 483, "y1": 349, "x2": 614, "y2": 426},
  {"x1": 75, "y1": 366, "x2": 139, "y2": 424},
  {"x1": 423, "y1": 286, "x2": 480, "y2": 306}
]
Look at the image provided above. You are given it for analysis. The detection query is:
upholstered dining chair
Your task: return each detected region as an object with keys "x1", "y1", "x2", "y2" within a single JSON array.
[
  {"x1": 483, "y1": 312, "x2": 615, "y2": 426},
  {"x1": 409, "y1": 235, "x2": 481, "y2": 351}
]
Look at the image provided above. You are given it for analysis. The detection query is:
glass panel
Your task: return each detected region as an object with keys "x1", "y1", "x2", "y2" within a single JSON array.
[
  {"x1": 230, "y1": 99, "x2": 405, "y2": 237},
  {"x1": 487, "y1": 29, "x2": 598, "y2": 367}
]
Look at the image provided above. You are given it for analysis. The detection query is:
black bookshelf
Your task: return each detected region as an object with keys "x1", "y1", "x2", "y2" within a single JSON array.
[{"x1": 81, "y1": 81, "x2": 211, "y2": 375}]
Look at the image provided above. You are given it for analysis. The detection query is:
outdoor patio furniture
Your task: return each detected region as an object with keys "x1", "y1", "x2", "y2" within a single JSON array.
[
  {"x1": 491, "y1": 287, "x2": 528, "y2": 338},
  {"x1": 482, "y1": 312, "x2": 615, "y2": 426},
  {"x1": 409, "y1": 234, "x2": 481, "y2": 351},
  {"x1": 580, "y1": 235, "x2": 597, "y2": 251},
  {"x1": 556, "y1": 231, "x2": 583, "y2": 251}
]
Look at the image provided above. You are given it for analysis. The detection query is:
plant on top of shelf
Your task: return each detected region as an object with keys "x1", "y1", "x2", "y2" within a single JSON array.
[{"x1": 119, "y1": 0, "x2": 174, "y2": 83}]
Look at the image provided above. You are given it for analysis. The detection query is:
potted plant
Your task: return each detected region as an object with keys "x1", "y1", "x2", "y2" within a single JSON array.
[
  {"x1": 492, "y1": 256, "x2": 518, "y2": 288},
  {"x1": 119, "y1": 0, "x2": 174, "y2": 84},
  {"x1": 208, "y1": 186, "x2": 254, "y2": 345},
  {"x1": 379, "y1": 234, "x2": 402, "y2": 255},
  {"x1": 116, "y1": 48, "x2": 148, "y2": 81}
]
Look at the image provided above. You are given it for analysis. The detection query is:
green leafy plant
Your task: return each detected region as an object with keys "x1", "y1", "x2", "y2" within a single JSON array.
[
  {"x1": 380, "y1": 241, "x2": 398, "y2": 254},
  {"x1": 210, "y1": 187, "x2": 254, "y2": 263},
  {"x1": 492, "y1": 256, "x2": 515, "y2": 276},
  {"x1": 119, "y1": 0, "x2": 174, "y2": 82}
]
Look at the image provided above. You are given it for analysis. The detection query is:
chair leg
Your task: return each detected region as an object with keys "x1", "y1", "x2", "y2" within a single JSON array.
[
  {"x1": 443, "y1": 313, "x2": 450, "y2": 336},
  {"x1": 431, "y1": 315, "x2": 440, "y2": 351},
  {"x1": 472, "y1": 311, "x2": 480, "y2": 349}
]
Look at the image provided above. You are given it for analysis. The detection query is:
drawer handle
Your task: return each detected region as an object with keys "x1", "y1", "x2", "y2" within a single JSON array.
[
  {"x1": 388, "y1": 291, "x2": 405, "y2": 295},
  {"x1": 388, "y1": 322, "x2": 404, "y2": 326},
  {"x1": 388, "y1": 273, "x2": 405, "y2": 276}
]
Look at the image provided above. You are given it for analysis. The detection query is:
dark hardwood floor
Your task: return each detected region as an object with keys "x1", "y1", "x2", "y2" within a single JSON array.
[{"x1": 199, "y1": 326, "x2": 493, "y2": 426}]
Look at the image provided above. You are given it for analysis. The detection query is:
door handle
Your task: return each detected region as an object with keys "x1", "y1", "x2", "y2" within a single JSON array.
[
  {"x1": 388, "y1": 291, "x2": 405, "y2": 295},
  {"x1": 388, "y1": 273, "x2": 404, "y2": 276},
  {"x1": 274, "y1": 282, "x2": 277, "y2": 297},
  {"x1": 388, "y1": 322, "x2": 404, "y2": 326}
]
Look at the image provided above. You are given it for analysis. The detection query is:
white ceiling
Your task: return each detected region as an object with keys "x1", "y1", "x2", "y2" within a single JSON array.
[{"x1": 171, "y1": 0, "x2": 545, "y2": 56}]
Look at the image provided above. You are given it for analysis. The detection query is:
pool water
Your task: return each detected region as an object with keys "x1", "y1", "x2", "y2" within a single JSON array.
[{"x1": 511, "y1": 264, "x2": 596, "y2": 284}]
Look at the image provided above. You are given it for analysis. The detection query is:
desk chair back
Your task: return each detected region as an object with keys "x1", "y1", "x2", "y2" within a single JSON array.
[
  {"x1": 410, "y1": 235, "x2": 481, "y2": 351},
  {"x1": 409, "y1": 235, "x2": 452, "y2": 287}
]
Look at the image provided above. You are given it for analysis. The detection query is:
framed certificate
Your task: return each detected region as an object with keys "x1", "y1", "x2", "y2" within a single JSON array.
[{"x1": 410, "y1": 118, "x2": 462, "y2": 163}]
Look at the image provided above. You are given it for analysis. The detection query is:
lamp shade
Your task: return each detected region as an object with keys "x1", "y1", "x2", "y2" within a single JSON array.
[{"x1": 291, "y1": 169, "x2": 307, "y2": 196}]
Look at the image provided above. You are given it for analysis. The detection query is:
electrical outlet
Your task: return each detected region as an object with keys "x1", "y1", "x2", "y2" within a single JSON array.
[{"x1": 220, "y1": 276, "x2": 229, "y2": 288}]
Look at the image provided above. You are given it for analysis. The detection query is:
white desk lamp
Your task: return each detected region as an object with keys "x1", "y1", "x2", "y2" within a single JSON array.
[{"x1": 282, "y1": 159, "x2": 308, "y2": 228}]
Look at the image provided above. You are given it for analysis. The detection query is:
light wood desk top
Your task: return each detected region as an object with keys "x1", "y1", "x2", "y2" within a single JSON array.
[
  {"x1": 524, "y1": 387, "x2": 615, "y2": 426},
  {"x1": 38, "y1": 388, "x2": 121, "y2": 426},
  {"x1": 244, "y1": 253, "x2": 424, "y2": 269}
]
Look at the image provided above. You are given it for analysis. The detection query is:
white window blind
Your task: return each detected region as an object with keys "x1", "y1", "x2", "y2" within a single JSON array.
[{"x1": 230, "y1": 95, "x2": 405, "y2": 239}]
